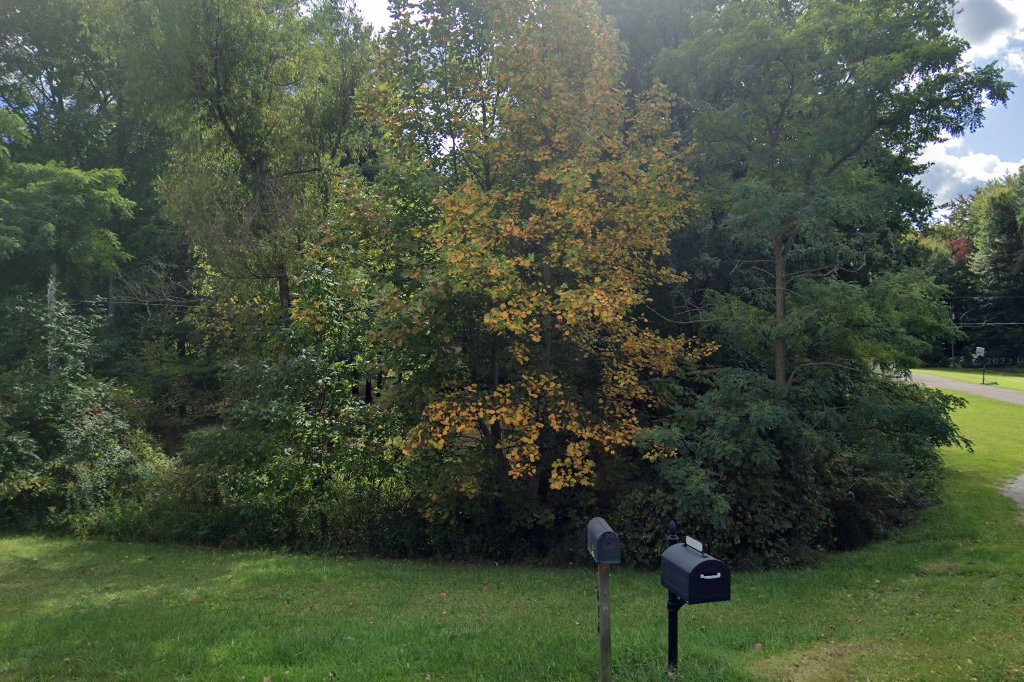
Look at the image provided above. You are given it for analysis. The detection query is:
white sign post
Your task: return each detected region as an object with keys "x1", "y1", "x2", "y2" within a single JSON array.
[{"x1": 974, "y1": 347, "x2": 987, "y2": 384}]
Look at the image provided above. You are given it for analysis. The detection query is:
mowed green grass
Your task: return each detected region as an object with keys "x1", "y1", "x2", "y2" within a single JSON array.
[
  {"x1": 2, "y1": 394, "x2": 1024, "y2": 681},
  {"x1": 917, "y1": 366, "x2": 1024, "y2": 391}
]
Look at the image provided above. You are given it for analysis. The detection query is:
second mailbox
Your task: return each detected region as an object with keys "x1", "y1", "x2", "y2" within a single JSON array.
[
  {"x1": 660, "y1": 541, "x2": 730, "y2": 605},
  {"x1": 586, "y1": 517, "x2": 621, "y2": 565}
]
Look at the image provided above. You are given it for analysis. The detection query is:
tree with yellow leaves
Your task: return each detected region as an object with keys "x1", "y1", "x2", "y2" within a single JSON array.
[{"x1": 390, "y1": 0, "x2": 714, "y2": 498}]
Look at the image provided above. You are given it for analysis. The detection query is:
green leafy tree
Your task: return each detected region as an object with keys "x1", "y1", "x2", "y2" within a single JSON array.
[
  {"x1": 0, "y1": 0, "x2": 171, "y2": 217},
  {"x1": 141, "y1": 0, "x2": 374, "y2": 319},
  {"x1": 179, "y1": 171, "x2": 427, "y2": 551},
  {"x1": 649, "y1": 0, "x2": 1010, "y2": 387},
  {"x1": 0, "y1": 109, "x2": 169, "y2": 530},
  {"x1": 0, "y1": 110, "x2": 132, "y2": 298},
  {"x1": 0, "y1": 0, "x2": 211, "y2": 449},
  {"x1": 100, "y1": 0, "x2": 384, "y2": 467},
  {"x1": 126, "y1": 1, "x2": 422, "y2": 549},
  {"x1": 379, "y1": 0, "x2": 530, "y2": 187},
  {"x1": 0, "y1": 0, "x2": 121, "y2": 167}
]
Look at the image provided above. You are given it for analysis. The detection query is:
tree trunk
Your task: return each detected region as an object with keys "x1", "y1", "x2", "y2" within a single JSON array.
[
  {"x1": 490, "y1": 340, "x2": 500, "y2": 389},
  {"x1": 541, "y1": 253, "x2": 554, "y2": 372},
  {"x1": 773, "y1": 236, "x2": 787, "y2": 389},
  {"x1": 47, "y1": 265, "x2": 57, "y2": 372},
  {"x1": 276, "y1": 262, "x2": 291, "y2": 325},
  {"x1": 108, "y1": 273, "x2": 116, "y2": 320},
  {"x1": 47, "y1": 266, "x2": 57, "y2": 310}
]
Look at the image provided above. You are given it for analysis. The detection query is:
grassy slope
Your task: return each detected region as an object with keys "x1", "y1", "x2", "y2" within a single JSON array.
[
  {"x1": 916, "y1": 367, "x2": 1024, "y2": 392},
  {"x1": 2, "y1": 394, "x2": 1023, "y2": 681}
]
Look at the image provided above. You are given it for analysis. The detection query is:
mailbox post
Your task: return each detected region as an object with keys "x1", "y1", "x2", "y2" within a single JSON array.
[
  {"x1": 661, "y1": 521, "x2": 731, "y2": 670},
  {"x1": 587, "y1": 517, "x2": 621, "y2": 682},
  {"x1": 665, "y1": 522, "x2": 683, "y2": 669}
]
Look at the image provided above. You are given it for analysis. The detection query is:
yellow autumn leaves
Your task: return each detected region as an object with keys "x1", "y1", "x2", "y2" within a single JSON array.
[{"x1": 397, "y1": 0, "x2": 716, "y2": 490}]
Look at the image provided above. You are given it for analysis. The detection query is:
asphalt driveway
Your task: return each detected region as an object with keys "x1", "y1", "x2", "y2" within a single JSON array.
[{"x1": 913, "y1": 372, "x2": 1024, "y2": 407}]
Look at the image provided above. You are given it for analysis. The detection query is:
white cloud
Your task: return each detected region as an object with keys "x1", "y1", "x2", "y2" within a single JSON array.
[
  {"x1": 1005, "y1": 47, "x2": 1024, "y2": 72},
  {"x1": 957, "y1": 0, "x2": 1024, "y2": 71},
  {"x1": 918, "y1": 138, "x2": 1024, "y2": 203}
]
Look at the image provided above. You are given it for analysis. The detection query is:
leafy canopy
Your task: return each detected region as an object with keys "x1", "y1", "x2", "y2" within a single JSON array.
[{"x1": 395, "y1": 0, "x2": 714, "y2": 491}]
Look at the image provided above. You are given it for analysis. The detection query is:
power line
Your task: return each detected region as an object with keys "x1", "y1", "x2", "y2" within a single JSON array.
[
  {"x1": 951, "y1": 295, "x2": 1024, "y2": 300},
  {"x1": 955, "y1": 322, "x2": 1024, "y2": 327}
]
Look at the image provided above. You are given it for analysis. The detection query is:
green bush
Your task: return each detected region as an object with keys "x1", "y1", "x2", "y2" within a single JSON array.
[
  {"x1": 0, "y1": 296, "x2": 174, "y2": 533},
  {"x1": 634, "y1": 368, "x2": 965, "y2": 569},
  {"x1": 176, "y1": 396, "x2": 423, "y2": 554}
]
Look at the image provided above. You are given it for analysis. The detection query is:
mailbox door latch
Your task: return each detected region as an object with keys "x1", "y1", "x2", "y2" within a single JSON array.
[{"x1": 699, "y1": 572, "x2": 722, "y2": 580}]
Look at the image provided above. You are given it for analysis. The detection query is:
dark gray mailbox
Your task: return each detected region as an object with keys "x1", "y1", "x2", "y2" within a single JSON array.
[
  {"x1": 660, "y1": 539, "x2": 730, "y2": 605},
  {"x1": 587, "y1": 517, "x2": 621, "y2": 565},
  {"x1": 586, "y1": 517, "x2": 620, "y2": 682},
  {"x1": 661, "y1": 527, "x2": 731, "y2": 670}
]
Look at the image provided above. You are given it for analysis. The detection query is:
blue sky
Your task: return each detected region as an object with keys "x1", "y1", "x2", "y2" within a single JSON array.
[{"x1": 353, "y1": 0, "x2": 1024, "y2": 207}]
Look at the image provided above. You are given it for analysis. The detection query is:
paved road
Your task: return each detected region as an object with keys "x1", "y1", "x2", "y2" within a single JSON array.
[{"x1": 913, "y1": 372, "x2": 1024, "y2": 407}]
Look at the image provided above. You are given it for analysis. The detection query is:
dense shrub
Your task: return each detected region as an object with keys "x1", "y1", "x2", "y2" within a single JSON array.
[
  {"x1": 0, "y1": 297, "x2": 175, "y2": 532},
  {"x1": 628, "y1": 368, "x2": 966, "y2": 569}
]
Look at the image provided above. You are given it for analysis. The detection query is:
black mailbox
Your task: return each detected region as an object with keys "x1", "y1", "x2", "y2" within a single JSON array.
[
  {"x1": 660, "y1": 540, "x2": 730, "y2": 605},
  {"x1": 586, "y1": 517, "x2": 621, "y2": 565}
]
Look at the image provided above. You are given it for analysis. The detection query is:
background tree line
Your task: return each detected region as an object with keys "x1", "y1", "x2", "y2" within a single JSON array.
[
  {"x1": 923, "y1": 166, "x2": 1024, "y2": 363},
  {"x1": 0, "y1": 0, "x2": 1010, "y2": 567}
]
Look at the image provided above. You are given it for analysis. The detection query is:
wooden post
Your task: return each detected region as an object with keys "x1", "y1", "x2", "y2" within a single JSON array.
[{"x1": 598, "y1": 563, "x2": 612, "y2": 682}]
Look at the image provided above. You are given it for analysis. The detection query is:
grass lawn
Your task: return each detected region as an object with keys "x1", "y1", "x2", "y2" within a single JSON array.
[
  {"x1": 3, "y1": 394, "x2": 1024, "y2": 681},
  {"x1": 916, "y1": 366, "x2": 1024, "y2": 391}
]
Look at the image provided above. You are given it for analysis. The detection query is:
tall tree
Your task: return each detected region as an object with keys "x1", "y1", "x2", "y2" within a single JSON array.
[
  {"x1": 649, "y1": 0, "x2": 1011, "y2": 388},
  {"x1": 589, "y1": 0, "x2": 999, "y2": 565},
  {"x1": 392, "y1": 0, "x2": 713, "y2": 497},
  {"x1": 0, "y1": 111, "x2": 167, "y2": 532},
  {"x1": 140, "y1": 0, "x2": 374, "y2": 320}
]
